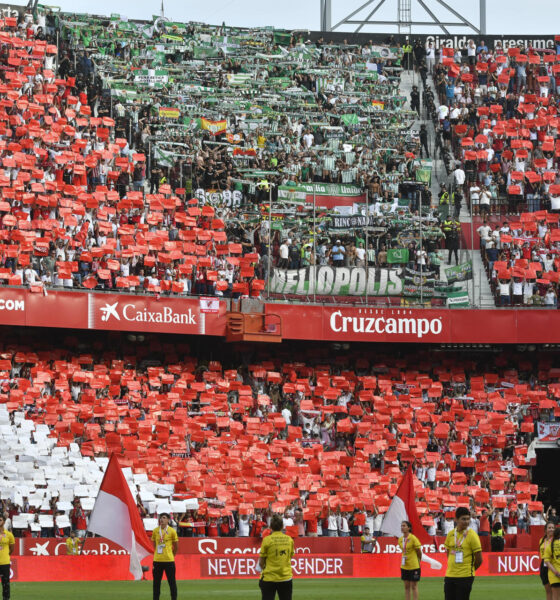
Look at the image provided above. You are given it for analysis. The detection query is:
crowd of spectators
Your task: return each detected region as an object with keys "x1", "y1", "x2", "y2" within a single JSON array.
[
  {"x1": 0, "y1": 330, "x2": 557, "y2": 538},
  {"x1": 0, "y1": 7, "x2": 445, "y2": 303},
  {"x1": 412, "y1": 34, "x2": 560, "y2": 307}
]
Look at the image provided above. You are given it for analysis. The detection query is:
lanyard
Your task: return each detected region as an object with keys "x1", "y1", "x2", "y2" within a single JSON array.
[
  {"x1": 159, "y1": 526, "x2": 168, "y2": 544},
  {"x1": 454, "y1": 529, "x2": 467, "y2": 550},
  {"x1": 402, "y1": 535, "x2": 409, "y2": 555}
]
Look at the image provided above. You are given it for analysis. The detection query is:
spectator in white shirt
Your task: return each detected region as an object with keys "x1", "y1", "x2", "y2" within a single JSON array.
[
  {"x1": 338, "y1": 513, "x2": 350, "y2": 536},
  {"x1": 443, "y1": 515, "x2": 455, "y2": 534},
  {"x1": 238, "y1": 515, "x2": 251, "y2": 536},
  {"x1": 327, "y1": 511, "x2": 339, "y2": 536},
  {"x1": 427, "y1": 463, "x2": 436, "y2": 489},
  {"x1": 278, "y1": 239, "x2": 290, "y2": 269},
  {"x1": 453, "y1": 165, "x2": 466, "y2": 190}
]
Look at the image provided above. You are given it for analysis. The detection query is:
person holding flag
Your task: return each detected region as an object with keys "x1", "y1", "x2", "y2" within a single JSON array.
[
  {"x1": 444, "y1": 507, "x2": 483, "y2": 600},
  {"x1": 398, "y1": 520, "x2": 422, "y2": 600},
  {"x1": 152, "y1": 513, "x2": 179, "y2": 600}
]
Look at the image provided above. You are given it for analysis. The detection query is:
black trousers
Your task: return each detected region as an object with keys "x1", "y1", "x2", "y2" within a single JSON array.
[
  {"x1": 153, "y1": 561, "x2": 177, "y2": 600},
  {"x1": 0, "y1": 564, "x2": 9, "y2": 600},
  {"x1": 448, "y1": 248, "x2": 459, "y2": 265},
  {"x1": 444, "y1": 576, "x2": 474, "y2": 600},
  {"x1": 259, "y1": 578, "x2": 293, "y2": 600}
]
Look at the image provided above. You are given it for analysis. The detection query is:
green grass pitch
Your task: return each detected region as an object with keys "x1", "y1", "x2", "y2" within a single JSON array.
[{"x1": 12, "y1": 576, "x2": 542, "y2": 599}]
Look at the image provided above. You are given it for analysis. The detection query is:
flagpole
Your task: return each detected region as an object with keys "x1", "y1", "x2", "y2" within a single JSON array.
[
  {"x1": 419, "y1": 186, "x2": 423, "y2": 305},
  {"x1": 365, "y1": 188, "x2": 369, "y2": 306},
  {"x1": 313, "y1": 187, "x2": 317, "y2": 304},
  {"x1": 266, "y1": 186, "x2": 272, "y2": 299},
  {"x1": 470, "y1": 209, "x2": 475, "y2": 307}
]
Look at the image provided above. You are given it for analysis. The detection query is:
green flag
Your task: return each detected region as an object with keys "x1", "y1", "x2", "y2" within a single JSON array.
[
  {"x1": 446, "y1": 291, "x2": 470, "y2": 307},
  {"x1": 273, "y1": 31, "x2": 292, "y2": 46},
  {"x1": 387, "y1": 248, "x2": 409, "y2": 264},
  {"x1": 154, "y1": 145, "x2": 175, "y2": 168},
  {"x1": 341, "y1": 114, "x2": 359, "y2": 126},
  {"x1": 445, "y1": 261, "x2": 473, "y2": 284}
]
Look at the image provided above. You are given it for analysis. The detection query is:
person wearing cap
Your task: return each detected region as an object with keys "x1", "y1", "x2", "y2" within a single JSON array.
[
  {"x1": 152, "y1": 513, "x2": 178, "y2": 600},
  {"x1": 331, "y1": 240, "x2": 345, "y2": 268},
  {"x1": 402, "y1": 38, "x2": 413, "y2": 71}
]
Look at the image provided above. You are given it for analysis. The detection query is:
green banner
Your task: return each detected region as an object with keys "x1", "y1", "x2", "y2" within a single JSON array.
[
  {"x1": 445, "y1": 261, "x2": 473, "y2": 284},
  {"x1": 278, "y1": 186, "x2": 307, "y2": 203},
  {"x1": 270, "y1": 266, "x2": 403, "y2": 296},
  {"x1": 387, "y1": 248, "x2": 409, "y2": 264},
  {"x1": 133, "y1": 69, "x2": 169, "y2": 87},
  {"x1": 193, "y1": 46, "x2": 220, "y2": 59},
  {"x1": 446, "y1": 291, "x2": 470, "y2": 307},
  {"x1": 273, "y1": 31, "x2": 292, "y2": 46}
]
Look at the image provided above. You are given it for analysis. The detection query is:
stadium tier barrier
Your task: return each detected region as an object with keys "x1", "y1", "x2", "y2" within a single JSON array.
[
  {"x1": 6, "y1": 551, "x2": 545, "y2": 581},
  {"x1": 15, "y1": 532, "x2": 543, "y2": 556}
]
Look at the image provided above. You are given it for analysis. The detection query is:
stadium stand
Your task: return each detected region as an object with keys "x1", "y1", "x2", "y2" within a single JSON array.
[
  {"x1": 0, "y1": 6, "x2": 474, "y2": 306},
  {"x1": 424, "y1": 39, "x2": 560, "y2": 307},
  {"x1": 0, "y1": 4, "x2": 557, "y2": 556},
  {"x1": 0, "y1": 331, "x2": 553, "y2": 538}
]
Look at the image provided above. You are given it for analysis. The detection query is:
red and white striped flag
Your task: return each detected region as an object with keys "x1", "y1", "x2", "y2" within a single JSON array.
[
  {"x1": 88, "y1": 454, "x2": 153, "y2": 579},
  {"x1": 381, "y1": 465, "x2": 442, "y2": 570}
]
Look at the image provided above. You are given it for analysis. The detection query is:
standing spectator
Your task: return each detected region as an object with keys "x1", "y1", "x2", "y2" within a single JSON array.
[
  {"x1": 70, "y1": 499, "x2": 87, "y2": 536},
  {"x1": 454, "y1": 164, "x2": 466, "y2": 192},
  {"x1": 478, "y1": 510, "x2": 490, "y2": 538},
  {"x1": 439, "y1": 185, "x2": 450, "y2": 220},
  {"x1": 238, "y1": 514, "x2": 251, "y2": 537},
  {"x1": 547, "y1": 508, "x2": 560, "y2": 526},
  {"x1": 419, "y1": 124, "x2": 429, "y2": 158},
  {"x1": 425, "y1": 42, "x2": 436, "y2": 73},
  {"x1": 410, "y1": 86, "x2": 420, "y2": 115},
  {"x1": 66, "y1": 531, "x2": 81, "y2": 555},
  {"x1": 327, "y1": 510, "x2": 338, "y2": 537},
  {"x1": 490, "y1": 521, "x2": 505, "y2": 552},
  {"x1": 426, "y1": 463, "x2": 436, "y2": 490},
  {"x1": 442, "y1": 217, "x2": 461, "y2": 265},
  {"x1": 278, "y1": 239, "x2": 290, "y2": 269},
  {"x1": 331, "y1": 241, "x2": 346, "y2": 267},
  {"x1": 479, "y1": 186, "x2": 491, "y2": 218},
  {"x1": 361, "y1": 527, "x2": 374, "y2": 553},
  {"x1": 338, "y1": 512, "x2": 350, "y2": 537}
]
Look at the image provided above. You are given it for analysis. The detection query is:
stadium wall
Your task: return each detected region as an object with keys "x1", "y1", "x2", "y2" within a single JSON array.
[
  {"x1": 18, "y1": 534, "x2": 538, "y2": 557},
  {"x1": 2, "y1": 287, "x2": 560, "y2": 342},
  {"x1": 8, "y1": 551, "x2": 542, "y2": 581}
]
